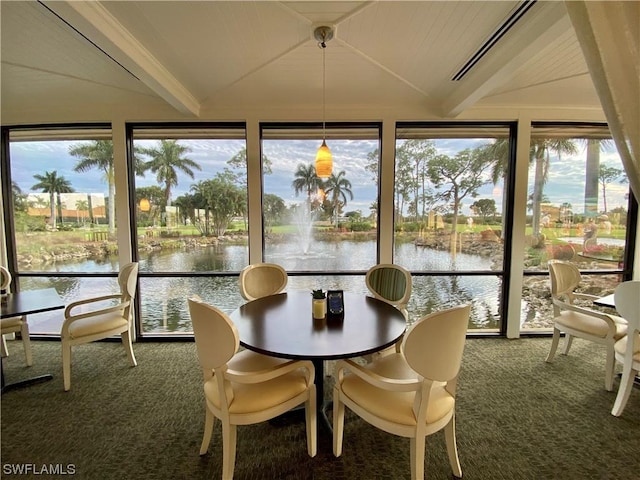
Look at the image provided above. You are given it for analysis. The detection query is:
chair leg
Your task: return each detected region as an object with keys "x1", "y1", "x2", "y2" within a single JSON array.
[
  {"x1": 332, "y1": 386, "x2": 345, "y2": 457},
  {"x1": 546, "y1": 328, "x2": 561, "y2": 363},
  {"x1": 561, "y1": 334, "x2": 573, "y2": 355},
  {"x1": 306, "y1": 385, "x2": 317, "y2": 457},
  {"x1": 199, "y1": 407, "x2": 215, "y2": 455},
  {"x1": 1, "y1": 334, "x2": 8, "y2": 358},
  {"x1": 410, "y1": 435, "x2": 425, "y2": 480},
  {"x1": 604, "y1": 346, "x2": 615, "y2": 392},
  {"x1": 21, "y1": 322, "x2": 33, "y2": 367},
  {"x1": 121, "y1": 329, "x2": 137, "y2": 367},
  {"x1": 221, "y1": 422, "x2": 237, "y2": 480},
  {"x1": 611, "y1": 365, "x2": 638, "y2": 416},
  {"x1": 444, "y1": 414, "x2": 462, "y2": 478},
  {"x1": 62, "y1": 342, "x2": 72, "y2": 391}
]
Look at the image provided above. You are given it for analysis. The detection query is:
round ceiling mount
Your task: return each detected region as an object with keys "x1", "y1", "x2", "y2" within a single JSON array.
[{"x1": 313, "y1": 26, "x2": 334, "y2": 45}]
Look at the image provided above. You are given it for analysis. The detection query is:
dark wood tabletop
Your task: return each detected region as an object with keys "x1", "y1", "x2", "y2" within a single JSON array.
[
  {"x1": 230, "y1": 290, "x2": 407, "y2": 435},
  {"x1": 230, "y1": 290, "x2": 407, "y2": 361},
  {"x1": 1, "y1": 288, "x2": 65, "y2": 319}
]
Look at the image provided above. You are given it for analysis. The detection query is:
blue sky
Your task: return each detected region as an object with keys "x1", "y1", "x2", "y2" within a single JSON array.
[{"x1": 10, "y1": 138, "x2": 630, "y2": 218}]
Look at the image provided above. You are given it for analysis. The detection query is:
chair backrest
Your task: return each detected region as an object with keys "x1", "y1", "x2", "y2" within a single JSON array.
[
  {"x1": 188, "y1": 296, "x2": 239, "y2": 371},
  {"x1": 1, "y1": 266, "x2": 12, "y2": 292},
  {"x1": 118, "y1": 262, "x2": 139, "y2": 298},
  {"x1": 403, "y1": 304, "x2": 470, "y2": 382},
  {"x1": 548, "y1": 260, "x2": 581, "y2": 303},
  {"x1": 365, "y1": 264, "x2": 412, "y2": 318},
  {"x1": 239, "y1": 263, "x2": 288, "y2": 301},
  {"x1": 614, "y1": 281, "x2": 640, "y2": 333}
]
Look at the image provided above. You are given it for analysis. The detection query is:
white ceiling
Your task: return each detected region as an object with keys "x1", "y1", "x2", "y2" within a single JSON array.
[{"x1": 0, "y1": 1, "x2": 603, "y2": 123}]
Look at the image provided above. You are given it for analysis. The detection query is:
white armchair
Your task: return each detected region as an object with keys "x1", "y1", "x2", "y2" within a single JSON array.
[
  {"x1": 546, "y1": 260, "x2": 627, "y2": 391},
  {"x1": 61, "y1": 262, "x2": 139, "y2": 391},
  {"x1": 611, "y1": 280, "x2": 640, "y2": 417},
  {"x1": 333, "y1": 304, "x2": 470, "y2": 480},
  {"x1": 188, "y1": 296, "x2": 316, "y2": 479},
  {"x1": 1, "y1": 266, "x2": 32, "y2": 366}
]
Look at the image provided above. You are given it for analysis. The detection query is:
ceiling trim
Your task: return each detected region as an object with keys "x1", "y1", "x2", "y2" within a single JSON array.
[{"x1": 41, "y1": 0, "x2": 201, "y2": 117}]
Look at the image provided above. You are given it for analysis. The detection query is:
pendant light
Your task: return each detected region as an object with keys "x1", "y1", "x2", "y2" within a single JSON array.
[{"x1": 314, "y1": 26, "x2": 333, "y2": 178}]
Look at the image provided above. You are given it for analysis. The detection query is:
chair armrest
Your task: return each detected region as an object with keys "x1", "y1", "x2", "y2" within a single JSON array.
[
  {"x1": 64, "y1": 294, "x2": 123, "y2": 316},
  {"x1": 334, "y1": 359, "x2": 420, "y2": 392},
  {"x1": 553, "y1": 297, "x2": 617, "y2": 329},
  {"x1": 574, "y1": 293, "x2": 600, "y2": 301},
  {"x1": 225, "y1": 359, "x2": 315, "y2": 385}
]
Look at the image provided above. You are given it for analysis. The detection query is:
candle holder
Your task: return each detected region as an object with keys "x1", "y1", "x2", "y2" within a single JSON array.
[{"x1": 311, "y1": 289, "x2": 326, "y2": 319}]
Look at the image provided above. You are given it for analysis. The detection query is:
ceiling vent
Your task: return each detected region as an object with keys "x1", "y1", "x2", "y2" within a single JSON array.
[{"x1": 451, "y1": 0, "x2": 537, "y2": 81}]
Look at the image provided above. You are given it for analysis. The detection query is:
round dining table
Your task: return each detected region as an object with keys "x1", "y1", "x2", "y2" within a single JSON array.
[{"x1": 229, "y1": 290, "x2": 407, "y2": 431}]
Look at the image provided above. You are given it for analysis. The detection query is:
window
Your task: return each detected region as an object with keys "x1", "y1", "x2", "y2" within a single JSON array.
[
  {"x1": 261, "y1": 123, "x2": 381, "y2": 280},
  {"x1": 520, "y1": 123, "x2": 635, "y2": 331},
  {"x1": 130, "y1": 124, "x2": 248, "y2": 334},
  {"x1": 394, "y1": 123, "x2": 514, "y2": 331},
  {"x1": 4, "y1": 125, "x2": 118, "y2": 334}
]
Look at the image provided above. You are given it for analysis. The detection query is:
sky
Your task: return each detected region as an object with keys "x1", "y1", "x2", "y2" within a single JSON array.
[{"x1": 9, "y1": 137, "x2": 630, "y2": 218}]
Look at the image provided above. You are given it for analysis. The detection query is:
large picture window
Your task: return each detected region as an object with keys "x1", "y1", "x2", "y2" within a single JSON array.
[
  {"x1": 130, "y1": 124, "x2": 248, "y2": 335},
  {"x1": 520, "y1": 123, "x2": 635, "y2": 331},
  {"x1": 394, "y1": 123, "x2": 514, "y2": 332}
]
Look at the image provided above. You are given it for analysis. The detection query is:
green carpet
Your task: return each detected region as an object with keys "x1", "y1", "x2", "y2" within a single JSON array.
[{"x1": 1, "y1": 337, "x2": 639, "y2": 479}]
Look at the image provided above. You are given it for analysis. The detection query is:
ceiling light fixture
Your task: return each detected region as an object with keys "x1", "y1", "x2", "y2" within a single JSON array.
[{"x1": 314, "y1": 25, "x2": 334, "y2": 178}]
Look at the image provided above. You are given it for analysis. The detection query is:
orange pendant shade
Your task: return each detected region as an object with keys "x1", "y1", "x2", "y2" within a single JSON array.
[{"x1": 315, "y1": 140, "x2": 333, "y2": 178}]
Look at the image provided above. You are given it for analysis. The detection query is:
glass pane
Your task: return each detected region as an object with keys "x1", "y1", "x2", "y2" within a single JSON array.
[
  {"x1": 262, "y1": 125, "x2": 380, "y2": 272},
  {"x1": 8, "y1": 128, "x2": 117, "y2": 335},
  {"x1": 131, "y1": 126, "x2": 248, "y2": 334},
  {"x1": 394, "y1": 125, "x2": 510, "y2": 272},
  {"x1": 393, "y1": 124, "x2": 511, "y2": 333},
  {"x1": 520, "y1": 124, "x2": 631, "y2": 331}
]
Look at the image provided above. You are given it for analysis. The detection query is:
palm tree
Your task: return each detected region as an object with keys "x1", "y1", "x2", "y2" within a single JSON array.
[
  {"x1": 292, "y1": 163, "x2": 323, "y2": 204},
  {"x1": 75, "y1": 199, "x2": 89, "y2": 224},
  {"x1": 480, "y1": 138, "x2": 576, "y2": 238},
  {"x1": 31, "y1": 170, "x2": 74, "y2": 230},
  {"x1": 141, "y1": 140, "x2": 201, "y2": 206},
  {"x1": 323, "y1": 170, "x2": 354, "y2": 227}
]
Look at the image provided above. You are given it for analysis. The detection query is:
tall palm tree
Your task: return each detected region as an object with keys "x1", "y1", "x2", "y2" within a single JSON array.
[
  {"x1": 141, "y1": 140, "x2": 201, "y2": 206},
  {"x1": 323, "y1": 170, "x2": 354, "y2": 227},
  {"x1": 480, "y1": 138, "x2": 577, "y2": 238},
  {"x1": 31, "y1": 170, "x2": 74, "y2": 230},
  {"x1": 292, "y1": 163, "x2": 323, "y2": 204}
]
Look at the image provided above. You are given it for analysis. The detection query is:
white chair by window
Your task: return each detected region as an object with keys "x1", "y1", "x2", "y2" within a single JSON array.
[
  {"x1": 333, "y1": 304, "x2": 470, "y2": 480},
  {"x1": 61, "y1": 262, "x2": 139, "y2": 391},
  {"x1": 1, "y1": 266, "x2": 32, "y2": 366},
  {"x1": 239, "y1": 263, "x2": 287, "y2": 301},
  {"x1": 611, "y1": 280, "x2": 640, "y2": 417},
  {"x1": 363, "y1": 263, "x2": 412, "y2": 359},
  {"x1": 546, "y1": 260, "x2": 627, "y2": 391},
  {"x1": 365, "y1": 263, "x2": 412, "y2": 321},
  {"x1": 188, "y1": 296, "x2": 316, "y2": 479}
]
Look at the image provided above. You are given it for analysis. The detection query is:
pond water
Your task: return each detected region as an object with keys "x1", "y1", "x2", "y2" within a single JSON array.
[{"x1": 22, "y1": 239, "x2": 502, "y2": 334}]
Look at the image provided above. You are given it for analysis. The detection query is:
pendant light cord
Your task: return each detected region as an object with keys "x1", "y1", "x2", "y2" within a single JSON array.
[{"x1": 322, "y1": 40, "x2": 326, "y2": 142}]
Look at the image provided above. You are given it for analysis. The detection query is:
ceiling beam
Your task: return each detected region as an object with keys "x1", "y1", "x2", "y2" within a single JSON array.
[
  {"x1": 42, "y1": 0, "x2": 200, "y2": 117},
  {"x1": 441, "y1": 2, "x2": 571, "y2": 118}
]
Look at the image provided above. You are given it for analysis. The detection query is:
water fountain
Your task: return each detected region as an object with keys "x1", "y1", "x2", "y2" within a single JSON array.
[{"x1": 292, "y1": 202, "x2": 316, "y2": 254}]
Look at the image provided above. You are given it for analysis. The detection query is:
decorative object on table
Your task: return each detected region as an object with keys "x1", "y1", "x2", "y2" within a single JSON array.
[
  {"x1": 610, "y1": 280, "x2": 640, "y2": 417},
  {"x1": 311, "y1": 289, "x2": 326, "y2": 319},
  {"x1": 327, "y1": 290, "x2": 344, "y2": 321}
]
